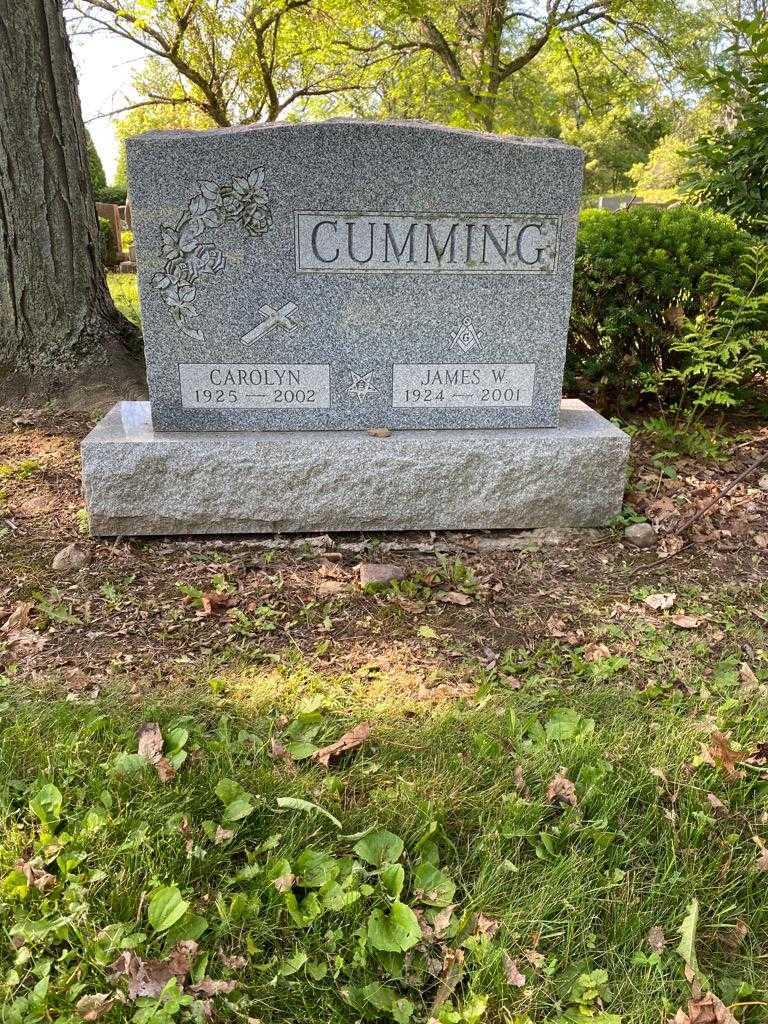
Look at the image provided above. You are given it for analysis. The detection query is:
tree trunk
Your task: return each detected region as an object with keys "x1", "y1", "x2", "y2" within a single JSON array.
[{"x1": 0, "y1": 0, "x2": 144, "y2": 406}]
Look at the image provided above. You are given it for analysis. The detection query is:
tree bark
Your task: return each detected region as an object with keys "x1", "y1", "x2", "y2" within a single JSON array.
[{"x1": 0, "y1": 0, "x2": 144, "y2": 405}]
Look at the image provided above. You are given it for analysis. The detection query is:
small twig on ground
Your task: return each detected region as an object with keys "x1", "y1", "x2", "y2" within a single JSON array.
[{"x1": 671, "y1": 447, "x2": 768, "y2": 537}]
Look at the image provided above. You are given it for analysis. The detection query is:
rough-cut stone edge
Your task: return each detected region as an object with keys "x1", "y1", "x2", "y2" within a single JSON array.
[{"x1": 82, "y1": 399, "x2": 629, "y2": 537}]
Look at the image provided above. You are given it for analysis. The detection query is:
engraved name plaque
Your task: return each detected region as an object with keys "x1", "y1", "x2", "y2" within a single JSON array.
[
  {"x1": 180, "y1": 364, "x2": 330, "y2": 409},
  {"x1": 392, "y1": 364, "x2": 535, "y2": 408},
  {"x1": 295, "y1": 214, "x2": 560, "y2": 274}
]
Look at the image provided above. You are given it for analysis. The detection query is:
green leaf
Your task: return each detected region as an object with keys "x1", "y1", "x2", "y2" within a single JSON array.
[
  {"x1": 29, "y1": 784, "x2": 62, "y2": 827},
  {"x1": 380, "y1": 863, "x2": 405, "y2": 899},
  {"x1": 354, "y1": 829, "x2": 404, "y2": 867},
  {"x1": 545, "y1": 708, "x2": 595, "y2": 742},
  {"x1": 276, "y1": 797, "x2": 342, "y2": 829},
  {"x1": 148, "y1": 885, "x2": 190, "y2": 933},
  {"x1": 367, "y1": 901, "x2": 421, "y2": 952},
  {"x1": 222, "y1": 797, "x2": 255, "y2": 822},
  {"x1": 676, "y1": 898, "x2": 699, "y2": 978},
  {"x1": 284, "y1": 891, "x2": 322, "y2": 927},
  {"x1": 279, "y1": 949, "x2": 308, "y2": 976},
  {"x1": 412, "y1": 861, "x2": 456, "y2": 907},
  {"x1": 294, "y1": 849, "x2": 339, "y2": 888}
]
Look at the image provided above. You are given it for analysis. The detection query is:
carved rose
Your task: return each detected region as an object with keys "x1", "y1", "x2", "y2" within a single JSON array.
[{"x1": 187, "y1": 243, "x2": 226, "y2": 277}]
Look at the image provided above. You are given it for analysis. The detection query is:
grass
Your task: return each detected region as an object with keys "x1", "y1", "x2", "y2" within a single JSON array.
[
  {"x1": 1, "y1": 625, "x2": 767, "y2": 1024},
  {"x1": 108, "y1": 272, "x2": 140, "y2": 326}
]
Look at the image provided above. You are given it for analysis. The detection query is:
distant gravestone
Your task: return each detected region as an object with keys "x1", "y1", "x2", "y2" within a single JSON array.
[{"x1": 126, "y1": 120, "x2": 583, "y2": 431}]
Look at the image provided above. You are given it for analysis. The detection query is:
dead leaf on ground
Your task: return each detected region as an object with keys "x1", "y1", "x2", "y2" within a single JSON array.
[
  {"x1": 644, "y1": 592, "x2": 676, "y2": 611},
  {"x1": 669, "y1": 991, "x2": 738, "y2": 1024},
  {"x1": 189, "y1": 978, "x2": 237, "y2": 996},
  {"x1": 110, "y1": 941, "x2": 198, "y2": 1000},
  {"x1": 473, "y1": 913, "x2": 499, "y2": 940},
  {"x1": 75, "y1": 993, "x2": 114, "y2": 1021},
  {"x1": 746, "y1": 741, "x2": 768, "y2": 766},
  {"x1": 672, "y1": 613, "x2": 704, "y2": 630},
  {"x1": 752, "y1": 836, "x2": 768, "y2": 871},
  {"x1": 647, "y1": 926, "x2": 666, "y2": 953},
  {"x1": 432, "y1": 903, "x2": 458, "y2": 939},
  {"x1": 367, "y1": 427, "x2": 392, "y2": 438},
  {"x1": 545, "y1": 615, "x2": 568, "y2": 638},
  {"x1": 524, "y1": 948, "x2": 545, "y2": 969},
  {"x1": 706, "y1": 792, "x2": 728, "y2": 818},
  {"x1": 546, "y1": 769, "x2": 578, "y2": 807},
  {"x1": 436, "y1": 590, "x2": 473, "y2": 606},
  {"x1": 1, "y1": 601, "x2": 34, "y2": 634},
  {"x1": 700, "y1": 731, "x2": 747, "y2": 779},
  {"x1": 137, "y1": 722, "x2": 176, "y2": 783},
  {"x1": 269, "y1": 737, "x2": 289, "y2": 760},
  {"x1": 584, "y1": 642, "x2": 611, "y2": 661},
  {"x1": 502, "y1": 955, "x2": 526, "y2": 987},
  {"x1": 317, "y1": 580, "x2": 346, "y2": 596},
  {"x1": 311, "y1": 721, "x2": 371, "y2": 767},
  {"x1": 214, "y1": 826, "x2": 234, "y2": 844},
  {"x1": 718, "y1": 920, "x2": 748, "y2": 951},
  {"x1": 273, "y1": 872, "x2": 296, "y2": 893},
  {"x1": 739, "y1": 663, "x2": 760, "y2": 689},
  {"x1": 16, "y1": 858, "x2": 56, "y2": 892},
  {"x1": 514, "y1": 764, "x2": 531, "y2": 799},
  {"x1": 431, "y1": 948, "x2": 465, "y2": 1011}
]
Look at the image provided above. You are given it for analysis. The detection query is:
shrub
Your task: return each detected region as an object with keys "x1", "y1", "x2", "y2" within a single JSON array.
[
  {"x1": 98, "y1": 215, "x2": 119, "y2": 268},
  {"x1": 649, "y1": 241, "x2": 768, "y2": 420},
  {"x1": 95, "y1": 185, "x2": 128, "y2": 206},
  {"x1": 568, "y1": 204, "x2": 752, "y2": 412}
]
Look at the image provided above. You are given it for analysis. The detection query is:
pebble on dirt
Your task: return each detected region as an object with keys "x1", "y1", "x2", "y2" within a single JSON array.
[
  {"x1": 623, "y1": 522, "x2": 658, "y2": 548},
  {"x1": 52, "y1": 542, "x2": 90, "y2": 571}
]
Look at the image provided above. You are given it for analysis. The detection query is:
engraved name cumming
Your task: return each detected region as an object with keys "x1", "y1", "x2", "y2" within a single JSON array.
[{"x1": 295, "y1": 213, "x2": 559, "y2": 274}]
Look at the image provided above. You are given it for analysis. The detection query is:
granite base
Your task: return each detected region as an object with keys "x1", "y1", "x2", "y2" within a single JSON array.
[{"x1": 82, "y1": 400, "x2": 629, "y2": 536}]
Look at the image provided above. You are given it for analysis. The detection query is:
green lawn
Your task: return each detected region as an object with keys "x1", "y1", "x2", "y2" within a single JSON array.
[
  {"x1": 1, "y1": 612, "x2": 767, "y2": 1023},
  {"x1": 108, "y1": 272, "x2": 140, "y2": 326}
]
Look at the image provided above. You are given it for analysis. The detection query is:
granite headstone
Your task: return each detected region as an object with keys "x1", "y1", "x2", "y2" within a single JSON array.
[{"x1": 126, "y1": 120, "x2": 583, "y2": 431}]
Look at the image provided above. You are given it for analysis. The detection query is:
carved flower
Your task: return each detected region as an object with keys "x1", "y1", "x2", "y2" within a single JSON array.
[
  {"x1": 187, "y1": 243, "x2": 226, "y2": 276},
  {"x1": 223, "y1": 167, "x2": 272, "y2": 237}
]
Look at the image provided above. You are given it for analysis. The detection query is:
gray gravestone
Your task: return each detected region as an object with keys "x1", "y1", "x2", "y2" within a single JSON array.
[{"x1": 126, "y1": 120, "x2": 583, "y2": 431}]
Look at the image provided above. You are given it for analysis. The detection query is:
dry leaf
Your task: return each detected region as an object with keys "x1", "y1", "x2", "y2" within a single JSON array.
[
  {"x1": 273, "y1": 872, "x2": 296, "y2": 893},
  {"x1": 706, "y1": 792, "x2": 728, "y2": 818},
  {"x1": 702, "y1": 731, "x2": 747, "y2": 779},
  {"x1": 752, "y1": 836, "x2": 768, "y2": 871},
  {"x1": 546, "y1": 770, "x2": 578, "y2": 807},
  {"x1": 672, "y1": 614, "x2": 704, "y2": 629},
  {"x1": 668, "y1": 991, "x2": 738, "y2": 1024},
  {"x1": 545, "y1": 615, "x2": 568, "y2": 638},
  {"x1": 502, "y1": 955, "x2": 526, "y2": 987},
  {"x1": 137, "y1": 722, "x2": 164, "y2": 763},
  {"x1": 584, "y1": 642, "x2": 611, "y2": 661},
  {"x1": 1, "y1": 601, "x2": 34, "y2": 634},
  {"x1": 317, "y1": 580, "x2": 346, "y2": 596},
  {"x1": 745, "y1": 741, "x2": 768, "y2": 766},
  {"x1": 431, "y1": 948, "x2": 465, "y2": 1011},
  {"x1": 199, "y1": 591, "x2": 236, "y2": 616},
  {"x1": 189, "y1": 978, "x2": 237, "y2": 996},
  {"x1": 110, "y1": 941, "x2": 198, "y2": 1000},
  {"x1": 16, "y1": 859, "x2": 56, "y2": 892},
  {"x1": 647, "y1": 926, "x2": 666, "y2": 953},
  {"x1": 739, "y1": 662, "x2": 760, "y2": 689},
  {"x1": 718, "y1": 920, "x2": 748, "y2": 951},
  {"x1": 214, "y1": 826, "x2": 234, "y2": 844},
  {"x1": 433, "y1": 903, "x2": 458, "y2": 939},
  {"x1": 514, "y1": 764, "x2": 530, "y2": 799},
  {"x1": 367, "y1": 427, "x2": 392, "y2": 438},
  {"x1": 524, "y1": 948, "x2": 545, "y2": 968},
  {"x1": 437, "y1": 591, "x2": 473, "y2": 606},
  {"x1": 644, "y1": 592, "x2": 676, "y2": 611},
  {"x1": 137, "y1": 722, "x2": 176, "y2": 782},
  {"x1": 311, "y1": 721, "x2": 371, "y2": 767},
  {"x1": 473, "y1": 913, "x2": 499, "y2": 940},
  {"x1": 75, "y1": 994, "x2": 114, "y2": 1021}
]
